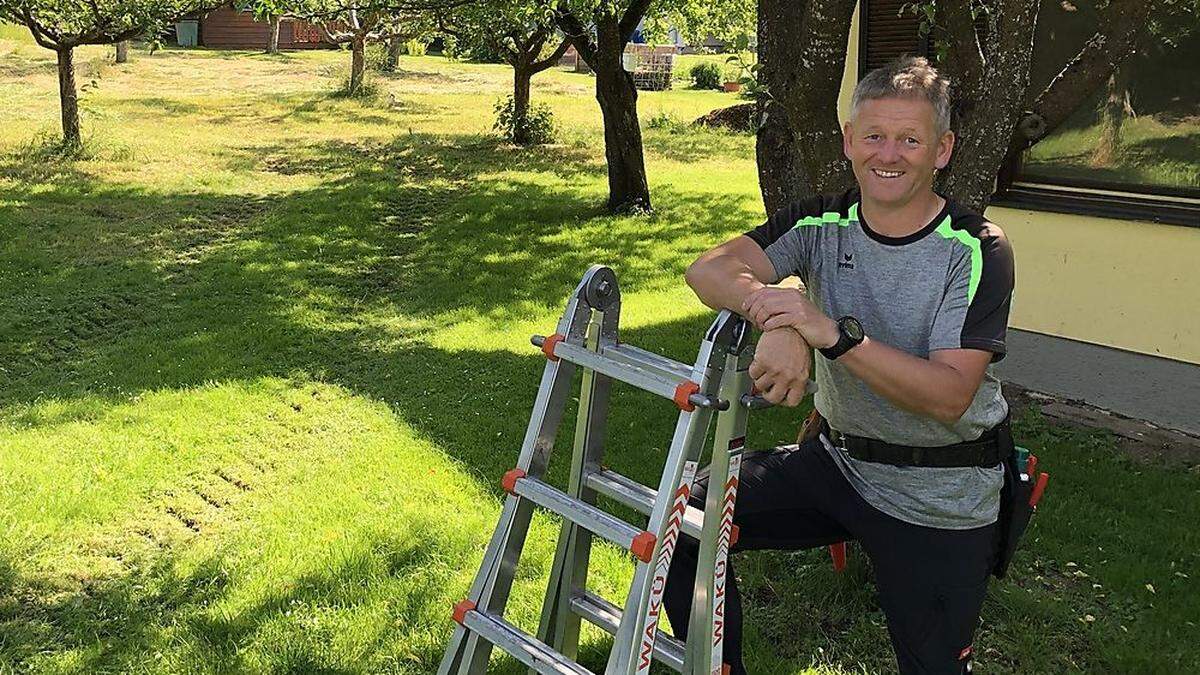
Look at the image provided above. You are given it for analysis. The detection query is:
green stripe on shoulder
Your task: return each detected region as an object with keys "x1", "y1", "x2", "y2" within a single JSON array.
[
  {"x1": 792, "y1": 202, "x2": 858, "y2": 230},
  {"x1": 934, "y1": 215, "x2": 983, "y2": 302}
]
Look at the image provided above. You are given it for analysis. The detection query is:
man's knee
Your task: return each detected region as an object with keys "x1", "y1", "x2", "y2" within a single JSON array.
[{"x1": 880, "y1": 580, "x2": 988, "y2": 674}]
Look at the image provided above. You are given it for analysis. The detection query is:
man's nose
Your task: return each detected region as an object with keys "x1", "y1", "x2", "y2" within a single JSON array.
[{"x1": 876, "y1": 139, "x2": 901, "y2": 164}]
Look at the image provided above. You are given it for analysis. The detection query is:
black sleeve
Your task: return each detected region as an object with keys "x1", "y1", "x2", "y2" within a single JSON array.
[
  {"x1": 743, "y1": 195, "x2": 827, "y2": 249},
  {"x1": 962, "y1": 227, "x2": 1015, "y2": 362}
]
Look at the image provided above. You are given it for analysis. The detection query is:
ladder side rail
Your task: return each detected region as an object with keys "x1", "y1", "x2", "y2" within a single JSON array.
[
  {"x1": 686, "y1": 348, "x2": 752, "y2": 675},
  {"x1": 441, "y1": 288, "x2": 594, "y2": 675},
  {"x1": 608, "y1": 313, "x2": 742, "y2": 675},
  {"x1": 539, "y1": 311, "x2": 615, "y2": 661}
]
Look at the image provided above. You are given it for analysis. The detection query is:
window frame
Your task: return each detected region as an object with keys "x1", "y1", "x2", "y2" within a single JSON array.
[{"x1": 993, "y1": 152, "x2": 1200, "y2": 229}]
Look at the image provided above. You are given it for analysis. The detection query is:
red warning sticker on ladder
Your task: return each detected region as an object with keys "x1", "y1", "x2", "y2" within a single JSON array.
[
  {"x1": 636, "y1": 460, "x2": 699, "y2": 674},
  {"x1": 729, "y1": 436, "x2": 745, "y2": 452},
  {"x1": 711, "y1": 452, "x2": 741, "y2": 671}
]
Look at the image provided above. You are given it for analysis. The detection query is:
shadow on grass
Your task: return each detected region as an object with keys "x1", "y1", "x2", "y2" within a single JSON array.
[
  {"x1": 0, "y1": 129, "x2": 753, "y2": 408},
  {"x1": 642, "y1": 125, "x2": 752, "y2": 164}
]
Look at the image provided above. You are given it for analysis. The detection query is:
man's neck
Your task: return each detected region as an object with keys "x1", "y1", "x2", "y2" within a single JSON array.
[{"x1": 860, "y1": 191, "x2": 945, "y2": 238}]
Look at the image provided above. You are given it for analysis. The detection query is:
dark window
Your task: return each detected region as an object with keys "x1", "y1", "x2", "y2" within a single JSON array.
[
  {"x1": 1001, "y1": 0, "x2": 1199, "y2": 225},
  {"x1": 859, "y1": 0, "x2": 929, "y2": 78}
]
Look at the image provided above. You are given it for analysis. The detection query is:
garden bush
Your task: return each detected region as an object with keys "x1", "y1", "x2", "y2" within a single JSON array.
[
  {"x1": 690, "y1": 61, "x2": 722, "y2": 90},
  {"x1": 493, "y1": 95, "x2": 557, "y2": 145}
]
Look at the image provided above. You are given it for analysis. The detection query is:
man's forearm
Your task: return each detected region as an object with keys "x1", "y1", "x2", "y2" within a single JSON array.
[
  {"x1": 685, "y1": 254, "x2": 766, "y2": 313},
  {"x1": 838, "y1": 338, "x2": 980, "y2": 426}
]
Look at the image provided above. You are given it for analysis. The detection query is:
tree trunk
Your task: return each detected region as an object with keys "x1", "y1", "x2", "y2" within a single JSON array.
[
  {"x1": 349, "y1": 34, "x2": 366, "y2": 94},
  {"x1": 1090, "y1": 68, "x2": 1131, "y2": 167},
  {"x1": 757, "y1": 0, "x2": 855, "y2": 214},
  {"x1": 385, "y1": 34, "x2": 403, "y2": 71},
  {"x1": 57, "y1": 46, "x2": 81, "y2": 147},
  {"x1": 512, "y1": 61, "x2": 533, "y2": 145},
  {"x1": 115, "y1": 40, "x2": 129, "y2": 63},
  {"x1": 756, "y1": 104, "x2": 809, "y2": 215},
  {"x1": 267, "y1": 15, "x2": 281, "y2": 54},
  {"x1": 939, "y1": 0, "x2": 1040, "y2": 212},
  {"x1": 593, "y1": 17, "x2": 651, "y2": 212}
]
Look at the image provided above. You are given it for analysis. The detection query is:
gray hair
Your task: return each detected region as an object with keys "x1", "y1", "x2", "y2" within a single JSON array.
[{"x1": 851, "y1": 56, "x2": 952, "y2": 136}]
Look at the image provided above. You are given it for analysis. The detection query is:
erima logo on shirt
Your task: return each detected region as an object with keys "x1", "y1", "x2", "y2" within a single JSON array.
[{"x1": 838, "y1": 253, "x2": 855, "y2": 270}]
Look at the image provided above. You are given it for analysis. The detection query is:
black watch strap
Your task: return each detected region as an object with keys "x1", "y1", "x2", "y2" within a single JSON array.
[{"x1": 819, "y1": 316, "x2": 864, "y2": 361}]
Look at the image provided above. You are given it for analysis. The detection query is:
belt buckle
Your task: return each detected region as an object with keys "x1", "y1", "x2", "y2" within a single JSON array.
[{"x1": 828, "y1": 428, "x2": 848, "y2": 451}]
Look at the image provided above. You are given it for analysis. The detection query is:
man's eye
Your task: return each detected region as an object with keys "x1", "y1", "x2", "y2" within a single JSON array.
[
  {"x1": 905, "y1": 137, "x2": 920, "y2": 146},
  {"x1": 865, "y1": 134, "x2": 880, "y2": 141}
]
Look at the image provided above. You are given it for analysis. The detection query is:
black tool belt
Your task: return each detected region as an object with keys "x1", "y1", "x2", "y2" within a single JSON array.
[{"x1": 824, "y1": 418, "x2": 1006, "y2": 468}]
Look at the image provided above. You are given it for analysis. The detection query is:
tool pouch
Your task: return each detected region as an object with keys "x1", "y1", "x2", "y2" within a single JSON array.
[
  {"x1": 993, "y1": 419, "x2": 1035, "y2": 579},
  {"x1": 798, "y1": 408, "x2": 824, "y2": 444}
]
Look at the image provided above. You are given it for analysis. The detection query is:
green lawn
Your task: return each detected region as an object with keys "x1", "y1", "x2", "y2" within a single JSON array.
[{"x1": 1, "y1": 33, "x2": 1198, "y2": 674}]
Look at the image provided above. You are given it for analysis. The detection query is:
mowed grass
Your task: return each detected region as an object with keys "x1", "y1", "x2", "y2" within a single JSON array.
[{"x1": 1, "y1": 32, "x2": 1198, "y2": 673}]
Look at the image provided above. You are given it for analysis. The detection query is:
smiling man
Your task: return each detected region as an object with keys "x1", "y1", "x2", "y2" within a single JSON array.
[{"x1": 663, "y1": 57, "x2": 1016, "y2": 674}]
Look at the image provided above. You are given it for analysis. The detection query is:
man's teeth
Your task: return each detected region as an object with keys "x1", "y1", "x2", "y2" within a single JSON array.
[{"x1": 873, "y1": 169, "x2": 904, "y2": 178}]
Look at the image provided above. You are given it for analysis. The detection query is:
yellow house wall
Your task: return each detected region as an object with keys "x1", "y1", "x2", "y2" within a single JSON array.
[
  {"x1": 835, "y1": 4, "x2": 1198, "y2": 364},
  {"x1": 984, "y1": 208, "x2": 1199, "y2": 363}
]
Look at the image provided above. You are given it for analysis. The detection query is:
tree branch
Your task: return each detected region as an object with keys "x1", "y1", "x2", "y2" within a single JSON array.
[
  {"x1": 1013, "y1": 0, "x2": 1159, "y2": 152},
  {"x1": 532, "y1": 36, "x2": 571, "y2": 73},
  {"x1": 554, "y1": 8, "x2": 596, "y2": 65},
  {"x1": 617, "y1": 0, "x2": 653, "y2": 43},
  {"x1": 17, "y1": 10, "x2": 63, "y2": 50},
  {"x1": 434, "y1": 13, "x2": 466, "y2": 41}
]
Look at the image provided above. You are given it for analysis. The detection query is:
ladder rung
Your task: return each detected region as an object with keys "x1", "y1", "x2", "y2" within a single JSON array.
[
  {"x1": 550, "y1": 341, "x2": 686, "y2": 407},
  {"x1": 603, "y1": 343, "x2": 693, "y2": 383},
  {"x1": 458, "y1": 604, "x2": 594, "y2": 675},
  {"x1": 587, "y1": 469, "x2": 705, "y2": 542},
  {"x1": 569, "y1": 590, "x2": 685, "y2": 672},
  {"x1": 507, "y1": 472, "x2": 656, "y2": 563}
]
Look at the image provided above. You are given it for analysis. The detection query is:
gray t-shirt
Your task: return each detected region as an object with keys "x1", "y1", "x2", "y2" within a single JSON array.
[{"x1": 745, "y1": 190, "x2": 1015, "y2": 529}]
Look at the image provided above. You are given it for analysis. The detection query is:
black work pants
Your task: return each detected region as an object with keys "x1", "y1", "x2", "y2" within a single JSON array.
[{"x1": 662, "y1": 437, "x2": 998, "y2": 674}]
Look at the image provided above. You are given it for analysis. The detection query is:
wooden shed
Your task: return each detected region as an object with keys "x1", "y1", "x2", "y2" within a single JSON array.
[{"x1": 198, "y1": 5, "x2": 334, "y2": 50}]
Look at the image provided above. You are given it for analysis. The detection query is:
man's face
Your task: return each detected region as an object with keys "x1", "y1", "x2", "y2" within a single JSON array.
[{"x1": 843, "y1": 96, "x2": 954, "y2": 208}]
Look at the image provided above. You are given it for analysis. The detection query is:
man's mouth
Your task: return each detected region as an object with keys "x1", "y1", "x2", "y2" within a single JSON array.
[{"x1": 871, "y1": 168, "x2": 905, "y2": 179}]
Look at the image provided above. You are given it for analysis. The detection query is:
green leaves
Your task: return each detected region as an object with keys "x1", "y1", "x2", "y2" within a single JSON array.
[{"x1": 0, "y1": 0, "x2": 221, "y2": 47}]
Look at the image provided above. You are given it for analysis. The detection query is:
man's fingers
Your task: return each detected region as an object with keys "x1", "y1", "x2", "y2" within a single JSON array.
[
  {"x1": 762, "y1": 314, "x2": 791, "y2": 331},
  {"x1": 762, "y1": 380, "x2": 786, "y2": 404},
  {"x1": 783, "y1": 384, "x2": 805, "y2": 408},
  {"x1": 753, "y1": 371, "x2": 777, "y2": 394},
  {"x1": 748, "y1": 360, "x2": 765, "y2": 380},
  {"x1": 742, "y1": 292, "x2": 764, "y2": 314}
]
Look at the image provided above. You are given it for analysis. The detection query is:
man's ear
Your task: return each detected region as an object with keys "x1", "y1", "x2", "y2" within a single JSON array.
[
  {"x1": 935, "y1": 130, "x2": 955, "y2": 169},
  {"x1": 843, "y1": 121, "x2": 854, "y2": 160}
]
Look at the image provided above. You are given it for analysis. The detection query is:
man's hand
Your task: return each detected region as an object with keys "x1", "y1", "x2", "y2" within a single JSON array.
[
  {"x1": 743, "y1": 287, "x2": 839, "y2": 349},
  {"x1": 749, "y1": 328, "x2": 813, "y2": 407}
]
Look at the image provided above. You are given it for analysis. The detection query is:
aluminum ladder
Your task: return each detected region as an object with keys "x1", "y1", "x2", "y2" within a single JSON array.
[{"x1": 439, "y1": 265, "x2": 802, "y2": 675}]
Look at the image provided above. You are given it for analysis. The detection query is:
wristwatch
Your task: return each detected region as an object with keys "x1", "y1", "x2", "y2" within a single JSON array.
[{"x1": 818, "y1": 316, "x2": 865, "y2": 361}]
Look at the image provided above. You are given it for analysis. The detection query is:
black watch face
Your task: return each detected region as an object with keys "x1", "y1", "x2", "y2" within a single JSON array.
[{"x1": 842, "y1": 317, "x2": 864, "y2": 341}]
